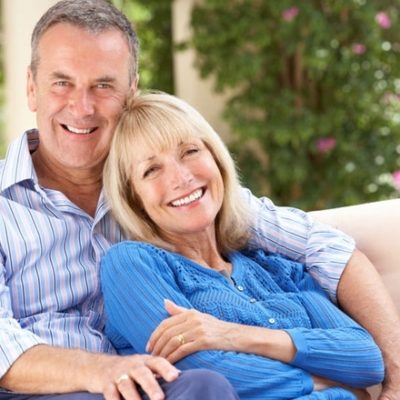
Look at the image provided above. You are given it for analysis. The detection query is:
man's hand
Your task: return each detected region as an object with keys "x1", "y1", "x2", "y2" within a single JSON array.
[
  {"x1": 0, "y1": 345, "x2": 180, "y2": 400},
  {"x1": 90, "y1": 353, "x2": 180, "y2": 400},
  {"x1": 379, "y1": 375, "x2": 400, "y2": 400}
]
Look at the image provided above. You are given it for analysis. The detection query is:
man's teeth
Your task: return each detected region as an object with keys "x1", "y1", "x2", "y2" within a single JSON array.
[
  {"x1": 171, "y1": 189, "x2": 203, "y2": 207},
  {"x1": 65, "y1": 125, "x2": 95, "y2": 134}
]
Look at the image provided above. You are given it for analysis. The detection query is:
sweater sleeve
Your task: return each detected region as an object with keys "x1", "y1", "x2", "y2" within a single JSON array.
[
  {"x1": 101, "y1": 242, "x2": 317, "y2": 400},
  {"x1": 260, "y1": 253, "x2": 384, "y2": 388},
  {"x1": 296, "y1": 387, "x2": 358, "y2": 399}
]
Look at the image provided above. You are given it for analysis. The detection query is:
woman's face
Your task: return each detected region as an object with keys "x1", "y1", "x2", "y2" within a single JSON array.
[{"x1": 130, "y1": 137, "x2": 224, "y2": 240}]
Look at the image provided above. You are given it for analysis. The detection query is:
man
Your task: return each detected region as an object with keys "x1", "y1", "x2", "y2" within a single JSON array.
[
  {"x1": 0, "y1": 1, "x2": 239, "y2": 399},
  {"x1": 0, "y1": 0, "x2": 399, "y2": 399}
]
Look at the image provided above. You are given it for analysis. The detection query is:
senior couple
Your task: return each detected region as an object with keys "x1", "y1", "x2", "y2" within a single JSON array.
[{"x1": 0, "y1": 1, "x2": 399, "y2": 399}]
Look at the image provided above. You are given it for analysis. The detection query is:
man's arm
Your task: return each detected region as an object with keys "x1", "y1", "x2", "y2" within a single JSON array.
[
  {"x1": 0, "y1": 344, "x2": 179, "y2": 400},
  {"x1": 243, "y1": 188, "x2": 355, "y2": 302},
  {"x1": 337, "y1": 249, "x2": 400, "y2": 400},
  {"x1": 244, "y1": 190, "x2": 400, "y2": 399}
]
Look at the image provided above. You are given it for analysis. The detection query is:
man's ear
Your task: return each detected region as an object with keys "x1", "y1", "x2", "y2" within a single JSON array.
[
  {"x1": 26, "y1": 67, "x2": 37, "y2": 112},
  {"x1": 131, "y1": 73, "x2": 139, "y2": 91}
]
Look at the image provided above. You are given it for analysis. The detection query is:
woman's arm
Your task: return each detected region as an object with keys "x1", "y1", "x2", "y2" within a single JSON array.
[
  {"x1": 101, "y1": 242, "x2": 371, "y2": 398},
  {"x1": 101, "y1": 242, "x2": 317, "y2": 399},
  {"x1": 147, "y1": 251, "x2": 383, "y2": 388}
]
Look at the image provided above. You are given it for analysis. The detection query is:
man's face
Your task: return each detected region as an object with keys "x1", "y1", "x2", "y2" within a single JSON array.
[{"x1": 27, "y1": 23, "x2": 136, "y2": 174}]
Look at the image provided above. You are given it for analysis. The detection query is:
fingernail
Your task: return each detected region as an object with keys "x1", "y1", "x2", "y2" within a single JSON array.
[
  {"x1": 167, "y1": 370, "x2": 180, "y2": 380},
  {"x1": 145, "y1": 342, "x2": 150, "y2": 352}
]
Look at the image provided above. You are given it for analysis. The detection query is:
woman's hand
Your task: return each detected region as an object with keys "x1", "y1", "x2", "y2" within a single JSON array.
[{"x1": 146, "y1": 300, "x2": 238, "y2": 363}]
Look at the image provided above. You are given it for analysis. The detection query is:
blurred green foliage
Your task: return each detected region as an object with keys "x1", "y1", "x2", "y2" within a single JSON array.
[
  {"x1": 111, "y1": 0, "x2": 174, "y2": 93},
  {"x1": 189, "y1": 0, "x2": 400, "y2": 209}
]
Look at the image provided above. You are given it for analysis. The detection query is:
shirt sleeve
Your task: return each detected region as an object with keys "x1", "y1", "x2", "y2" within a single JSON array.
[
  {"x1": 101, "y1": 242, "x2": 360, "y2": 400},
  {"x1": 242, "y1": 188, "x2": 356, "y2": 303},
  {"x1": 0, "y1": 260, "x2": 46, "y2": 378}
]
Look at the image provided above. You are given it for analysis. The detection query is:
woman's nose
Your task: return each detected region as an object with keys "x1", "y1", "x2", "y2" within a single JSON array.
[{"x1": 170, "y1": 162, "x2": 193, "y2": 189}]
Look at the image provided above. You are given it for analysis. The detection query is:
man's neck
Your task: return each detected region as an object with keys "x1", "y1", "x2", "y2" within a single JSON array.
[{"x1": 32, "y1": 150, "x2": 103, "y2": 217}]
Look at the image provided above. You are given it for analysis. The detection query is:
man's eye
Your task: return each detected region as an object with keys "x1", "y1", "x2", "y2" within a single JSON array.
[
  {"x1": 96, "y1": 83, "x2": 112, "y2": 89},
  {"x1": 55, "y1": 81, "x2": 69, "y2": 87}
]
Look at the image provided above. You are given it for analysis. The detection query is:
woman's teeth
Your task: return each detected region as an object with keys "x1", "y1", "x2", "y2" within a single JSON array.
[{"x1": 171, "y1": 189, "x2": 203, "y2": 207}]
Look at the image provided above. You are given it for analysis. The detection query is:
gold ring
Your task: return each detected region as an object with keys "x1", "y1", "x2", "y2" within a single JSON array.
[
  {"x1": 116, "y1": 373, "x2": 130, "y2": 385},
  {"x1": 176, "y1": 333, "x2": 185, "y2": 346}
]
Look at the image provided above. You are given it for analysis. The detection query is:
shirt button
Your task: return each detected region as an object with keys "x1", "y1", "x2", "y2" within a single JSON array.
[
  {"x1": 236, "y1": 285, "x2": 244, "y2": 291},
  {"x1": 268, "y1": 318, "x2": 276, "y2": 324},
  {"x1": 249, "y1": 298, "x2": 257, "y2": 303}
]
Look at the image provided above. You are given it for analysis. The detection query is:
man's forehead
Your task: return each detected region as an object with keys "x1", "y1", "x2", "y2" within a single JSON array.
[
  {"x1": 35, "y1": 23, "x2": 132, "y2": 78},
  {"x1": 37, "y1": 23, "x2": 130, "y2": 53}
]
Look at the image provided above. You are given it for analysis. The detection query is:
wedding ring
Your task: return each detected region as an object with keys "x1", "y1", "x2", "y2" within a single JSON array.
[
  {"x1": 176, "y1": 333, "x2": 185, "y2": 346},
  {"x1": 116, "y1": 373, "x2": 130, "y2": 385}
]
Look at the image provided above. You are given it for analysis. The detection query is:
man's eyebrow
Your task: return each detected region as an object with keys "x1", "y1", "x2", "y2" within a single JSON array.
[
  {"x1": 49, "y1": 72, "x2": 117, "y2": 83},
  {"x1": 50, "y1": 71, "x2": 72, "y2": 80},
  {"x1": 94, "y1": 76, "x2": 117, "y2": 83}
]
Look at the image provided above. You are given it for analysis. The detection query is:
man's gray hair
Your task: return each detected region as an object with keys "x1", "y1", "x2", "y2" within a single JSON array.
[{"x1": 30, "y1": 0, "x2": 139, "y2": 80}]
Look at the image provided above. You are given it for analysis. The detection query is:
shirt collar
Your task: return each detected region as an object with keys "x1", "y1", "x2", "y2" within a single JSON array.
[{"x1": 0, "y1": 129, "x2": 40, "y2": 193}]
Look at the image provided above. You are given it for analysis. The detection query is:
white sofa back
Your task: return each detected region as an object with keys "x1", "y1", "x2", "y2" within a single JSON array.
[{"x1": 310, "y1": 199, "x2": 400, "y2": 399}]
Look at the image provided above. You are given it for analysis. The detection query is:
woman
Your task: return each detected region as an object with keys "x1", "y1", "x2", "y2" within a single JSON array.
[{"x1": 101, "y1": 92, "x2": 383, "y2": 399}]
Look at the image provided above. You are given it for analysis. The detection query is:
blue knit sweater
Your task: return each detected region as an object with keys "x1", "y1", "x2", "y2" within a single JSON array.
[{"x1": 101, "y1": 241, "x2": 384, "y2": 399}]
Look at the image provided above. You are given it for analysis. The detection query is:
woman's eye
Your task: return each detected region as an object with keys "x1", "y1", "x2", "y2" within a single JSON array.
[
  {"x1": 184, "y1": 147, "x2": 199, "y2": 156},
  {"x1": 143, "y1": 166, "x2": 159, "y2": 178}
]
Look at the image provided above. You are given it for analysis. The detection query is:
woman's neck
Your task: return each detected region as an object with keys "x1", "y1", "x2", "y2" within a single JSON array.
[{"x1": 169, "y1": 231, "x2": 231, "y2": 273}]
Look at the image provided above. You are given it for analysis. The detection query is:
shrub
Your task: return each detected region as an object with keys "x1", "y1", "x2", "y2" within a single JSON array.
[{"x1": 189, "y1": 0, "x2": 400, "y2": 209}]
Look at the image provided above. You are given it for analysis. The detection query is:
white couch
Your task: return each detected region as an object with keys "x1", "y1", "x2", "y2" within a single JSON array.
[{"x1": 310, "y1": 199, "x2": 400, "y2": 399}]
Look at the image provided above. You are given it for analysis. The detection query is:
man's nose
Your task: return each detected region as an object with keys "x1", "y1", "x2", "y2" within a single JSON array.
[{"x1": 68, "y1": 88, "x2": 95, "y2": 117}]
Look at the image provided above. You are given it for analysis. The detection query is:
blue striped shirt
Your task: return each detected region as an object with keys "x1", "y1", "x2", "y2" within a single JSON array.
[{"x1": 0, "y1": 131, "x2": 355, "y2": 378}]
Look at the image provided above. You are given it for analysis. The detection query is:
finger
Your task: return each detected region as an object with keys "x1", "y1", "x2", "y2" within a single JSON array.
[
  {"x1": 155, "y1": 330, "x2": 188, "y2": 359},
  {"x1": 151, "y1": 324, "x2": 188, "y2": 356},
  {"x1": 116, "y1": 376, "x2": 142, "y2": 400},
  {"x1": 166, "y1": 342, "x2": 199, "y2": 364},
  {"x1": 146, "y1": 356, "x2": 181, "y2": 382},
  {"x1": 103, "y1": 382, "x2": 121, "y2": 400},
  {"x1": 128, "y1": 365, "x2": 165, "y2": 400},
  {"x1": 164, "y1": 299, "x2": 187, "y2": 315},
  {"x1": 147, "y1": 316, "x2": 187, "y2": 352}
]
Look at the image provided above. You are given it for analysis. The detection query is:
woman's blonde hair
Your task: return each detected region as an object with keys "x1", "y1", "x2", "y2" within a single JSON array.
[{"x1": 103, "y1": 91, "x2": 252, "y2": 254}]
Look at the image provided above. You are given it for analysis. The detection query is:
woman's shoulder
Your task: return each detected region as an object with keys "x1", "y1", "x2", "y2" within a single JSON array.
[
  {"x1": 107, "y1": 240, "x2": 164, "y2": 255},
  {"x1": 102, "y1": 240, "x2": 172, "y2": 269},
  {"x1": 240, "y1": 248, "x2": 308, "y2": 287}
]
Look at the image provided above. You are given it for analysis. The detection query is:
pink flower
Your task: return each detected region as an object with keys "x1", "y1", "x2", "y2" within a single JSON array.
[
  {"x1": 375, "y1": 12, "x2": 391, "y2": 29},
  {"x1": 316, "y1": 137, "x2": 336, "y2": 153},
  {"x1": 282, "y1": 7, "x2": 299, "y2": 22},
  {"x1": 352, "y1": 43, "x2": 366, "y2": 55},
  {"x1": 392, "y1": 170, "x2": 400, "y2": 190}
]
